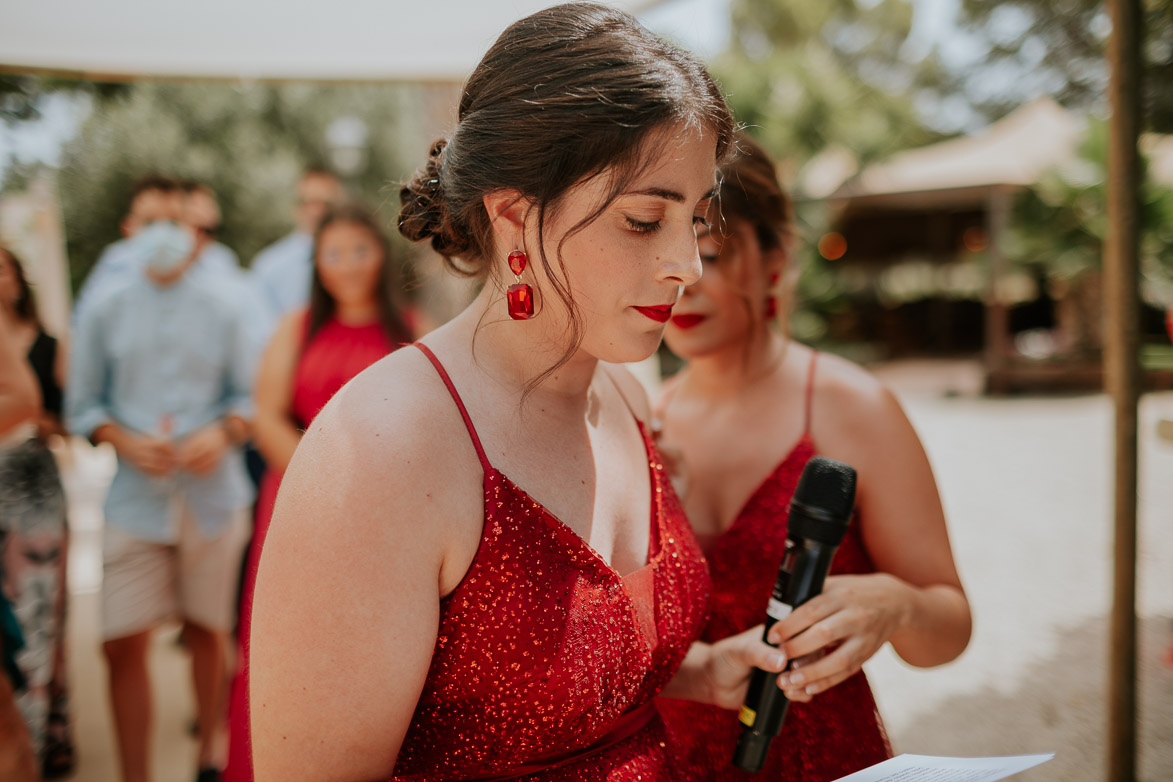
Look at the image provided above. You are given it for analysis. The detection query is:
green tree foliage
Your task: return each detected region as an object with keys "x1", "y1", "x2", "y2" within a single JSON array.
[
  {"x1": 54, "y1": 80, "x2": 426, "y2": 294},
  {"x1": 0, "y1": 75, "x2": 129, "y2": 123},
  {"x1": 953, "y1": 0, "x2": 1173, "y2": 131},
  {"x1": 1008, "y1": 118, "x2": 1173, "y2": 279},
  {"x1": 713, "y1": 0, "x2": 944, "y2": 172},
  {"x1": 1006, "y1": 119, "x2": 1173, "y2": 352}
]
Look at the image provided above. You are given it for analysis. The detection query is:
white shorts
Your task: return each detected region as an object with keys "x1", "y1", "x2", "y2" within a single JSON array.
[{"x1": 101, "y1": 501, "x2": 250, "y2": 641}]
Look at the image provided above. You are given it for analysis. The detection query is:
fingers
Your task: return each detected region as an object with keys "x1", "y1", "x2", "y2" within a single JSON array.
[
  {"x1": 781, "y1": 614, "x2": 856, "y2": 662},
  {"x1": 767, "y1": 602, "x2": 852, "y2": 662},
  {"x1": 705, "y1": 626, "x2": 789, "y2": 710},
  {"x1": 777, "y1": 641, "x2": 863, "y2": 702},
  {"x1": 722, "y1": 625, "x2": 788, "y2": 673},
  {"x1": 137, "y1": 442, "x2": 176, "y2": 476},
  {"x1": 178, "y1": 446, "x2": 220, "y2": 476},
  {"x1": 766, "y1": 591, "x2": 842, "y2": 647}
]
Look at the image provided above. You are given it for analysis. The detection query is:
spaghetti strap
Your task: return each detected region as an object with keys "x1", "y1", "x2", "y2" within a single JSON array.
[
  {"x1": 601, "y1": 365, "x2": 641, "y2": 424},
  {"x1": 803, "y1": 350, "x2": 819, "y2": 434},
  {"x1": 652, "y1": 373, "x2": 682, "y2": 429},
  {"x1": 413, "y1": 343, "x2": 492, "y2": 472}
]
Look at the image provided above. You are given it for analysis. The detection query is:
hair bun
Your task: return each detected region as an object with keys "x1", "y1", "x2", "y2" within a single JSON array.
[{"x1": 398, "y1": 139, "x2": 471, "y2": 259}]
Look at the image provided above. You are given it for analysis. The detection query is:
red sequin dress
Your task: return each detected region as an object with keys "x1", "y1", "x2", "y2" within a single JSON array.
[
  {"x1": 225, "y1": 314, "x2": 399, "y2": 781},
  {"x1": 657, "y1": 353, "x2": 892, "y2": 781},
  {"x1": 388, "y1": 343, "x2": 711, "y2": 781}
]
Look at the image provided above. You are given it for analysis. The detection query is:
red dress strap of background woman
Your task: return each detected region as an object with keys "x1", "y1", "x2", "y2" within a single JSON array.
[{"x1": 803, "y1": 350, "x2": 818, "y2": 434}]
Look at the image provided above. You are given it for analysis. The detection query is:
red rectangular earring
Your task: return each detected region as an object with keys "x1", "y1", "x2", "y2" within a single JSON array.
[{"x1": 507, "y1": 249, "x2": 534, "y2": 320}]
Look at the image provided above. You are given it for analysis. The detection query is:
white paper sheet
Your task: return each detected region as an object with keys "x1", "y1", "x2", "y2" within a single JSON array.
[{"x1": 831, "y1": 753, "x2": 1054, "y2": 782}]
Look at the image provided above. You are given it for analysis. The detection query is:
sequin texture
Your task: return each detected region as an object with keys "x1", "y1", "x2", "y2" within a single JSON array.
[
  {"x1": 657, "y1": 433, "x2": 893, "y2": 781},
  {"x1": 393, "y1": 348, "x2": 711, "y2": 781}
]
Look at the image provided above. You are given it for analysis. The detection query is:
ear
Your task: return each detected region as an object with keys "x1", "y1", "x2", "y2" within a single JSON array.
[{"x1": 482, "y1": 190, "x2": 531, "y2": 255}]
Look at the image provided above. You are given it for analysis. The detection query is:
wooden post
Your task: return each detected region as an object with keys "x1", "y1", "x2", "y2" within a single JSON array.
[
  {"x1": 1104, "y1": 1, "x2": 1141, "y2": 780},
  {"x1": 983, "y1": 186, "x2": 1011, "y2": 393}
]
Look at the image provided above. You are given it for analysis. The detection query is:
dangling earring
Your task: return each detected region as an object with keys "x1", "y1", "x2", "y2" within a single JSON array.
[
  {"x1": 764, "y1": 272, "x2": 780, "y2": 320},
  {"x1": 506, "y1": 249, "x2": 534, "y2": 320}
]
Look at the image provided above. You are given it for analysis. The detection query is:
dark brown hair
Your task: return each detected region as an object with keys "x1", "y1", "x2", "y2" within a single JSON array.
[
  {"x1": 129, "y1": 173, "x2": 180, "y2": 201},
  {"x1": 712, "y1": 132, "x2": 795, "y2": 335},
  {"x1": 0, "y1": 246, "x2": 40, "y2": 327},
  {"x1": 306, "y1": 204, "x2": 411, "y2": 349},
  {"x1": 398, "y1": 2, "x2": 734, "y2": 376},
  {"x1": 717, "y1": 132, "x2": 793, "y2": 254},
  {"x1": 300, "y1": 165, "x2": 338, "y2": 184}
]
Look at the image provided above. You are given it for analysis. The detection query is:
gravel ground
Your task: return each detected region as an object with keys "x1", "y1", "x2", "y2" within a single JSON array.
[{"x1": 863, "y1": 370, "x2": 1173, "y2": 782}]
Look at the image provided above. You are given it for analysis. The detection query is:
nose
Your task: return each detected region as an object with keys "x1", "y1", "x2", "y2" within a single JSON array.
[{"x1": 657, "y1": 227, "x2": 703, "y2": 287}]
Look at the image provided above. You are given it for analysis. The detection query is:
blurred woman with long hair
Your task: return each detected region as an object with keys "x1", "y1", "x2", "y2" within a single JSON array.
[
  {"x1": 655, "y1": 134, "x2": 972, "y2": 780},
  {"x1": 0, "y1": 246, "x2": 74, "y2": 779},
  {"x1": 224, "y1": 205, "x2": 412, "y2": 781}
]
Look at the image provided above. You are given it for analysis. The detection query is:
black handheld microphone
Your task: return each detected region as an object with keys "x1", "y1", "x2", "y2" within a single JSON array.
[{"x1": 732, "y1": 456, "x2": 857, "y2": 773}]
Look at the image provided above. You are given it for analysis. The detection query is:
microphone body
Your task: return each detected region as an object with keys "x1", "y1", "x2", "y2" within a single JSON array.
[{"x1": 732, "y1": 457, "x2": 856, "y2": 773}]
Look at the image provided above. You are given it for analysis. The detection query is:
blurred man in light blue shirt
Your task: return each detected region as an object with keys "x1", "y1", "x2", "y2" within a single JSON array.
[
  {"x1": 66, "y1": 217, "x2": 256, "y2": 781},
  {"x1": 74, "y1": 178, "x2": 250, "y2": 329},
  {"x1": 182, "y1": 183, "x2": 275, "y2": 360},
  {"x1": 72, "y1": 175, "x2": 186, "y2": 324},
  {"x1": 249, "y1": 167, "x2": 342, "y2": 324}
]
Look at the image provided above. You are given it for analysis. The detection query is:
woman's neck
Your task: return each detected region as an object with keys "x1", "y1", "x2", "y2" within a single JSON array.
[
  {"x1": 1, "y1": 307, "x2": 28, "y2": 331},
  {"x1": 452, "y1": 285, "x2": 602, "y2": 408},
  {"x1": 333, "y1": 300, "x2": 379, "y2": 325},
  {"x1": 682, "y1": 327, "x2": 787, "y2": 400}
]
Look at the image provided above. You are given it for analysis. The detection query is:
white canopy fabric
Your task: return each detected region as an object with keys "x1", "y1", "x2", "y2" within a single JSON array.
[
  {"x1": 828, "y1": 98, "x2": 1087, "y2": 199},
  {"x1": 806, "y1": 97, "x2": 1173, "y2": 203},
  {"x1": 0, "y1": 0, "x2": 665, "y2": 83}
]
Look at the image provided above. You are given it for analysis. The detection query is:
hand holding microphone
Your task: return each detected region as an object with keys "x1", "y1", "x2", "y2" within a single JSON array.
[{"x1": 732, "y1": 456, "x2": 857, "y2": 773}]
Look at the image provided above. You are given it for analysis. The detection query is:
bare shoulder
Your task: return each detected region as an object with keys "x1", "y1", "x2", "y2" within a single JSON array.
[
  {"x1": 811, "y1": 350, "x2": 896, "y2": 411},
  {"x1": 250, "y1": 345, "x2": 482, "y2": 778},
  {"x1": 599, "y1": 362, "x2": 653, "y2": 422},
  {"x1": 807, "y1": 349, "x2": 918, "y2": 459},
  {"x1": 273, "y1": 344, "x2": 485, "y2": 570}
]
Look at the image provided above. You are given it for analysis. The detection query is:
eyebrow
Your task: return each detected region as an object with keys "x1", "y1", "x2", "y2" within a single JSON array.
[{"x1": 624, "y1": 186, "x2": 719, "y2": 203}]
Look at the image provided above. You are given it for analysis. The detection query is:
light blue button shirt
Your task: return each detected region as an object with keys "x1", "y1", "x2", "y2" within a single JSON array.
[
  {"x1": 250, "y1": 232, "x2": 314, "y2": 319},
  {"x1": 66, "y1": 273, "x2": 257, "y2": 543},
  {"x1": 72, "y1": 238, "x2": 137, "y2": 326},
  {"x1": 74, "y1": 236, "x2": 245, "y2": 325}
]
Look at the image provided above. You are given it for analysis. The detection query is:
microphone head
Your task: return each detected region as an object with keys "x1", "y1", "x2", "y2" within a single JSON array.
[
  {"x1": 793, "y1": 456, "x2": 856, "y2": 520},
  {"x1": 788, "y1": 457, "x2": 856, "y2": 546}
]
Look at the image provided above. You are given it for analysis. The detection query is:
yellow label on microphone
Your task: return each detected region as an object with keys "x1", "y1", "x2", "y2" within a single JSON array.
[{"x1": 739, "y1": 705, "x2": 757, "y2": 727}]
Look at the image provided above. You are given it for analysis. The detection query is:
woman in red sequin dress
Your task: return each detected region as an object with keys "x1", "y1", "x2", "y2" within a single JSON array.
[
  {"x1": 247, "y1": 5, "x2": 792, "y2": 781},
  {"x1": 656, "y1": 134, "x2": 973, "y2": 781},
  {"x1": 223, "y1": 205, "x2": 411, "y2": 781}
]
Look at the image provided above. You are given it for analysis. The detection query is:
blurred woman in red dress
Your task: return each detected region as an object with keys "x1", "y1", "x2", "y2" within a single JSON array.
[
  {"x1": 224, "y1": 204, "x2": 412, "y2": 781},
  {"x1": 656, "y1": 133, "x2": 973, "y2": 780}
]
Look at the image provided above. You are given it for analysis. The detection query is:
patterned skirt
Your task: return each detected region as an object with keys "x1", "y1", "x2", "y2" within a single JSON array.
[{"x1": 0, "y1": 437, "x2": 68, "y2": 754}]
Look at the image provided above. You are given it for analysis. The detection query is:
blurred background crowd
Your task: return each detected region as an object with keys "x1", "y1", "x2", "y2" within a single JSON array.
[{"x1": 1, "y1": 0, "x2": 1173, "y2": 780}]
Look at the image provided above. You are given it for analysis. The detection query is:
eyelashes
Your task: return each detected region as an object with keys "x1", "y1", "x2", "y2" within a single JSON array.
[
  {"x1": 626, "y1": 217, "x2": 662, "y2": 234},
  {"x1": 624, "y1": 215, "x2": 712, "y2": 234}
]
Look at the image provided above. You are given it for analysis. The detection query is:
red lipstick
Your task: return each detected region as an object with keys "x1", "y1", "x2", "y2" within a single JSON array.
[
  {"x1": 670, "y1": 314, "x2": 706, "y2": 329},
  {"x1": 634, "y1": 305, "x2": 673, "y2": 323}
]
